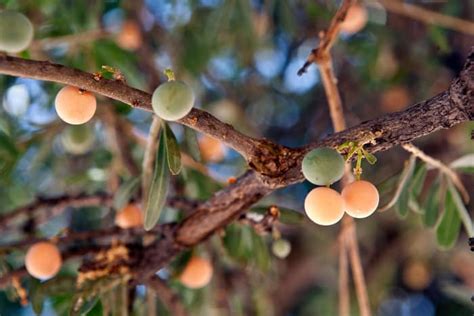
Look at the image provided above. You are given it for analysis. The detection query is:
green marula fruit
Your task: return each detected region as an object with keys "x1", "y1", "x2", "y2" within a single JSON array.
[
  {"x1": 61, "y1": 125, "x2": 95, "y2": 155},
  {"x1": 302, "y1": 147, "x2": 344, "y2": 185},
  {"x1": 0, "y1": 11, "x2": 34, "y2": 53},
  {"x1": 151, "y1": 81, "x2": 195, "y2": 121},
  {"x1": 272, "y1": 239, "x2": 291, "y2": 259}
]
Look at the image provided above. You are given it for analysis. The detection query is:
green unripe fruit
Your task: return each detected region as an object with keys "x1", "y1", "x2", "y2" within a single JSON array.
[
  {"x1": 272, "y1": 239, "x2": 291, "y2": 259},
  {"x1": 302, "y1": 147, "x2": 344, "y2": 185},
  {"x1": 151, "y1": 81, "x2": 195, "y2": 121},
  {"x1": 0, "y1": 11, "x2": 34, "y2": 53},
  {"x1": 61, "y1": 125, "x2": 95, "y2": 155}
]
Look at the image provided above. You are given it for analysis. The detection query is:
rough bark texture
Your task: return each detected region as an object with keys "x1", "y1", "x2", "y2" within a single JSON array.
[{"x1": 0, "y1": 50, "x2": 472, "y2": 283}]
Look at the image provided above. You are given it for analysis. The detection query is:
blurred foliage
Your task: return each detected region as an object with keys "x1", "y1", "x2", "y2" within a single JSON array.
[{"x1": 0, "y1": 0, "x2": 473, "y2": 315}]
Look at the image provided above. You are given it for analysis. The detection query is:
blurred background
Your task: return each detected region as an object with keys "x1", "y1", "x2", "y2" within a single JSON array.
[{"x1": 0, "y1": 0, "x2": 473, "y2": 315}]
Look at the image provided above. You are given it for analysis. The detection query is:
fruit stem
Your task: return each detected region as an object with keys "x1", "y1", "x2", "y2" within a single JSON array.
[{"x1": 164, "y1": 68, "x2": 175, "y2": 81}]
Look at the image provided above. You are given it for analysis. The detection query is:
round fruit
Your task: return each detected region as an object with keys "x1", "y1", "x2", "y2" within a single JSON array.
[
  {"x1": 151, "y1": 81, "x2": 195, "y2": 121},
  {"x1": 272, "y1": 239, "x2": 291, "y2": 259},
  {"x1": 25, "y1": 242, "x2": 62, "y2": 280},
  {"x1": 302, "y1": 147, "x2": 345, "y2": 185},
  {"x1": 304, "y1": 187, "x2": 344, "y2": 226},
  {"x1": 55, "y1": 86, "x2": 96, "y2": 125},
  {"x1": 0, "y1": 11, "x2": 34, "y2": 53},
  {"x1": 342, "y1": 180, "x2": 379, "y2": 218},
  {"x1": 179, "y1": 256, "x2": 213, "y2": 289},
  {"x1": 199, "y1": 135, "x2": 225, "y2": 162},
  {"x1": 115, "y1": 204, "x2": 143, "y2": 229},
  {"x1": 116, "y1": 20, "x2": 142, "y2": 51},
  {"x1": 340, "y1": 5, "x2": 368, "y2": 34},
  {"x1": 61, "y1": 125, "x2": 95, "y2": 155}
]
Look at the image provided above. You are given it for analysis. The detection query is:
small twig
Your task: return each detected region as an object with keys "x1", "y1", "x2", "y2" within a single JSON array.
[
  {"x1": 30, "y1": 30, "x2": 109, "y2": 50},
  {"x1": 338, "y1": 229, "x2": 350, "y2": 316},
  {"x1": 402, "y1": 143, "x2": 470, "y2": 203},
  {"x1": 238, "y1": 206, "x2": 280, "y2": 235},
  {"x1": 379, "y1": 155, "x2": 417, "y2": 212},
  {"x1": 147, "y1": 276, "x2": 187, "y2": 316},
  {"x1": 370, "y1": 0, "x2": 474, "y2": 36},
  {"x1": 298, "y1": 0, "x2": 356, "y2": 75}
]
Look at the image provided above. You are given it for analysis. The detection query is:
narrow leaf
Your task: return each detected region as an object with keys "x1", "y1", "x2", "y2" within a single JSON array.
[
  {"x1": 380, "y1": 155, "x2": 416, "y2": 212},
  {"x1": 436, "y1": 189, "x2": 461, "y2": 250},
  {"x1": 423, "y1": 179, "x2": 441, "y2": 227},
  {"x1": 163, "y1": 123, "x2": 182, "y2": 175},
  {"x1": 410, "y1": 163, "x2": 428, "y2": 198},
  {"x1": 450, "y1": 154, "x2": 474, "y2": 174},
  {"x1": 395, "y1": 187, "x2": 410, "y2": 218},
  {"x1": 113, "y1": 177, "x2": 140, "y2": 210},
  {"x1": 184, "y1": 127, "x2": 202, "y2": 162},
  {"x1": 144, "y1": 133, "x2": 170, "y2": 230},
  {"x1": 448, "y1": 181, "x2": 474, "y2": 237}
]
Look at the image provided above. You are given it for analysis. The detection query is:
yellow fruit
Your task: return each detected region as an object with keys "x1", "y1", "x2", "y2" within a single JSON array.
[
  {"x1": 304, "y1": 187, "x2": 344, "y2": 226},
  {"x1": 115, "y1": 204, "x2": 143, "y2": 229},
  {"x1": 25, "y1": 242, "x2": 62, "y2": 280},
  {"x1": 179, "y1": 256, "x2": 213, "y2": 289},
  {"x1": 0, "y1": 11, "x2": 34, "y2": 53},
  {"x1": 199, "y1": 135, "x2": 226, "y2": 162},
  {"x1": 342, "y1": 180, "x2": 379, "y2": 218},
  {"x1": 116, "y1": 20, "x2": 142, "y2": 51},
  {"x1": 55, "y1": 86, "x2": 96, "y2": 125},
  {"x1": 340, "y1": 5, "x2": 368, "y2": 34}
]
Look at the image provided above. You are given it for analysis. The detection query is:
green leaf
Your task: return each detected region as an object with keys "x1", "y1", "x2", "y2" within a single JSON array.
[
  {"x1": 70, "y1": 295, "x2": 99, "y2": 316},
  {"x1": 184, "y1": 127, "x2": 202, "y2": 162},
  {"x1": 423, "y1": 179, "x2": 441, "y2": 227},
  {"x1": 113, "y1": 177, "x2": 140, "y2": 211},
  {"x1": 362, "y1": 149, "x2": 377, "y2": 165},
  {"x1": 447, "y1": 181, "x2": 474, "y2": 237},
  {"x1": 450, "y1": 154, "x2": 474, "y2": 174},
  {"x1": 163, "y1": 123, "x2": 182, "y2": 175},
  {"x1": 410, "y1": 163, "x2": 427, "y2": 199},
  {"x1": 396, "y1": 188, "x2": 410, "y2": 218},
  {"x1": 392, "y1": 156, "x2": 416, "y2": 217},
  {"x1": 144, "y1": 133, "x2": 170, "y2": 230},
  {"x1": 436, "y1": 189, "x2": 461, "y2": 250}
]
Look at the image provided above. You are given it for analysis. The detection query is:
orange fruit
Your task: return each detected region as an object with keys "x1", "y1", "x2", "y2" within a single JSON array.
[
  {"x1": 340, "y1": 5, "x2": 368, "y2": 34},
  {"x1": 25, "y1": 242, "x2": 62, "y2": 279},
  {"x1": 55, "y1": 86, "x2": 96, "y2": 125},
  {"x1": 116, "y1": 20, "x2": 142, "y2": 51},
  {"x1": 199, "y1": 135, "x2": 225, "y2": 162},
  {"x1": 179, "y1": 256, "x2": 213, "y2": 289},
  {"x1": 304, "y1": 187, "x2": 344, "y2": 226},
  {"x1": 115, "y1": 204, "x2": 143, "y2": 229},
  {"x1": 342, "y1": 180, "x2": 379, "y2": 218}
]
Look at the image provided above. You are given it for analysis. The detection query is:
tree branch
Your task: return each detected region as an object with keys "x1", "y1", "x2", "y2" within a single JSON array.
[{"x1": 146, "y1": 276, "x2": 187, "y2": 316}]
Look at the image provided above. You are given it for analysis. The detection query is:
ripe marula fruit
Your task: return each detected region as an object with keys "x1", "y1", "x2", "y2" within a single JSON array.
[
  {"x1": 302, "y1": 147, "x2": 345, "y2": 186},
  {"x1": 61, "y1": 125, "x2": 95, "y2": 155},
  {"x1": 25, "y1": 242, "x2": 62, "y2": 280},
  {"x1": 0, "y1": 11, "x2": 34, "y2": 53},
  {"x1": 115, "y1": 204, "x2": 143, "y2": 229},
  {"x1": 55, "y1": 86, "x2": 97, "y2": 125},
  {"x1": 179, "y1": 256, "x2": 213, "y2": 289},
  {"x1": 340, "y1": 5, "x2": 368, "y2": 34},
  {"x1": 199, "y1": 135, "x2": 226, "y2": 162},
  {"x1": 304, "y1": 187, "x2": 344, "y2": 226},
  {"x1": 116, "y1": 20, "x2": 142, "y2": 51},
  {"x1": 342, "y1": 180, "x2": 379, "y2": 218},
  {"x1": 152, "y1": 81, "x2": 195, "y2": 121}
]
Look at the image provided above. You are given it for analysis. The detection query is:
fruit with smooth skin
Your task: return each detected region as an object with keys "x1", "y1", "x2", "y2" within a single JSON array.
[
  {"x1": 272, "y1": 239, "x2": 291, "y2": 259},
  {"x1": 302, "y1": 147, "x2": 345, "y2": 185},
  {"x1": 179, "y1": 256, "x2": 213, "y2": 289},
  {"x1": 115, "y1": 204, "x2": 143, "y2": 229},
  {"x1": 152, "y1": 81, "x2": 195, "y2": 121},
  {"x1": 0, "y1": 11, "x2": 34, "y2": 53},
  {"x1": 199, "y1": 135, "x2": 226, "y2": 162},
  {"x1": 61, "y1": 125, "x2": 95, "y2": 155},
  {"x1": 340, "y1": 5, "x2": 368, "y2": 34},
  {"x1": 55, "y1": 86, "x2": 97, "y2": 125},
  {"x1": 25, "y1": 242, "x2": 62, "y2": 280},
  {"x1": 304, "y1": 187, "x2": 344, "y2": 226},
  {"x1": 116, "y1": 20, "x2": 142, "y2": 51},
  {"x1": 342, "y1": 180, "x2": 379, "y2": 218}
]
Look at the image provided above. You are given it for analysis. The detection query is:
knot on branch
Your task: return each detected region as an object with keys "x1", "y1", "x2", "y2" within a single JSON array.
[{"x1": 248, "y1": 140, "x2": 301, "y2": 178}]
